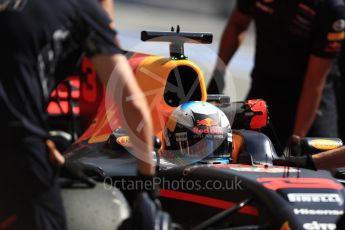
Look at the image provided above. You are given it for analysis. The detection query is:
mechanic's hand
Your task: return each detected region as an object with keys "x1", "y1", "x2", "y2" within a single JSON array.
[
  {"x1": 138, "y1": 173, "x2": 160, "y2": 201},
  {"x1": 46, "y1": 139, "x2": 65, "y2": 166},
  {"x1": 60, "y1": 160, "x2": 105, "y2": 187},
  {"x1": 207, "y1": 69, "x2": 225, "y2": 94},
  {"x1": 114, "y1": 34, "x2": 121, "y2": 47},
  {"x1": 123, "y1": 173, "x2": 160, "y2": 205},
  {"x1": 119, "y1": 174, "x2": 172, "y2": 230},
  {"x1": 273, "y1": 155, "x2": 316, "y2": 170},
  {"x1": 119, "y1": 192, "x2": 172, "y2": 230},
  {"x1": 285, "y1": 135, "x2": 301, "y2": 156}
]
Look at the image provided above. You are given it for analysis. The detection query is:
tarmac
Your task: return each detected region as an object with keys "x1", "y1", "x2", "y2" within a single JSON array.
[{"x1": 114, "y1": 1, "x2": 255, "y2": 101}]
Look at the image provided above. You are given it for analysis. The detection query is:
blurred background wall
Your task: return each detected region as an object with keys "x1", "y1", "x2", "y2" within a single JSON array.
[{"x1": 117, "y1": 0, "x2": 235, "y2": 17}]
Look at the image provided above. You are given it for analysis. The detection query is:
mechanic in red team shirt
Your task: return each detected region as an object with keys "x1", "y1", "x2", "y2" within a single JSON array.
[
  {"x1": 208, "y1": 0, "x2": 345, "y2": 152},
  {"x1": 0, "y1": 0, "x2": 154, "y2": 229}
]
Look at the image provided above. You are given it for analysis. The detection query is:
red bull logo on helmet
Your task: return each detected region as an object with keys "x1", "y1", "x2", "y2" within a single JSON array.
[
  {"x1": 197, "y1": 118, "x2": 218, "y2": 127},
  {"x1": 192, "y1": 126, "x2": 224, "y2": 135}
]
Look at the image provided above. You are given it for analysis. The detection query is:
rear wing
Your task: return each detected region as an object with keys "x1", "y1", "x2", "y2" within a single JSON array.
[{"x1": 141, "y1": 26, "x2": 213, "y2": 59}]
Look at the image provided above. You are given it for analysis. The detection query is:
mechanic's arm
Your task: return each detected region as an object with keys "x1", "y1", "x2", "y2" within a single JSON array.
[
  {"x1": 92, "y1": 54, "x2": 155, "y2": 176},
  {"x1": 99, "y1": 0, "x2": 115, "y2": 28},
  {"x1": 208, "y1": 8, "x2": 252, "y2": 93},
  {"x1": 215, "y1": 8, "x2": 252, "y2": 70},
  {"x1": 293, "y1": 2, "x2": 345, "y2": 137},
  {"x1": 99, "y1": 0, "x2": 121, "y2": 46},
  {"x1": 312, "y1": 146, "x2": 345, "y2": 170},
  {"x1": 273, "y1": 146, "x2": 345, "y2": 171},
  {"x1": 293, "y1": 56, "x2": 334, "y2": 137}
]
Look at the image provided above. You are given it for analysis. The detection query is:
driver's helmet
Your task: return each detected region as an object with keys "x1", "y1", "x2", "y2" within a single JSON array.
[{"x1": 162, "y1": 101, "x2": 232, "y2": 165}]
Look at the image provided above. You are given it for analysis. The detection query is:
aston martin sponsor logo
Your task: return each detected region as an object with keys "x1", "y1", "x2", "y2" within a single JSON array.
[
  {"x1": 287, "y1": 193, "x2": 342, "y2": 203},
  {"x1": 294, "y1": 208, "x2": 344, "y2": 216},
  {"x1": 303, "y1": 221, "x2": 336, "y2": 230}
]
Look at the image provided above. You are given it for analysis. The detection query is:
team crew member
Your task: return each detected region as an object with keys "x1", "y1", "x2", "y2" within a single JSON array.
[
  {"x1": 337, "y1": 41, "x2": 345, "y2": 142},
  {"x1": 273, "y1": 136, "x2": 345, "y2": 170},
  {"x1": 208, "y1": 0, "x2": 345, "y2": 151},
  {"x1": 99, "y1": 0, "x2": 120, "y2": 45},
  {"x1": 76, "y1": 0, "x2": 118, "y2": 129},
  {"x1": 0, "y1": 0, "x2": 154, "y2": 230},
  {"x1": 100, "y1": 0, "x2": 115, "y2": 22},
  {"x1": 274, "y1": 145, "x2": 345, "y2": 170}
]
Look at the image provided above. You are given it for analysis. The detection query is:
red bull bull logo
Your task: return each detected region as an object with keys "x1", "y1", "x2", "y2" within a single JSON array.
[{"x1": 197, "y1": 118, "x2": 218, "y2": 127}]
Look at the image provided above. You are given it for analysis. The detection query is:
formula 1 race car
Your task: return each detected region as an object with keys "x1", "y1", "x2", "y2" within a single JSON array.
[{"x1": 49, "y1": 28, "x2": 345, "y2": 230}]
